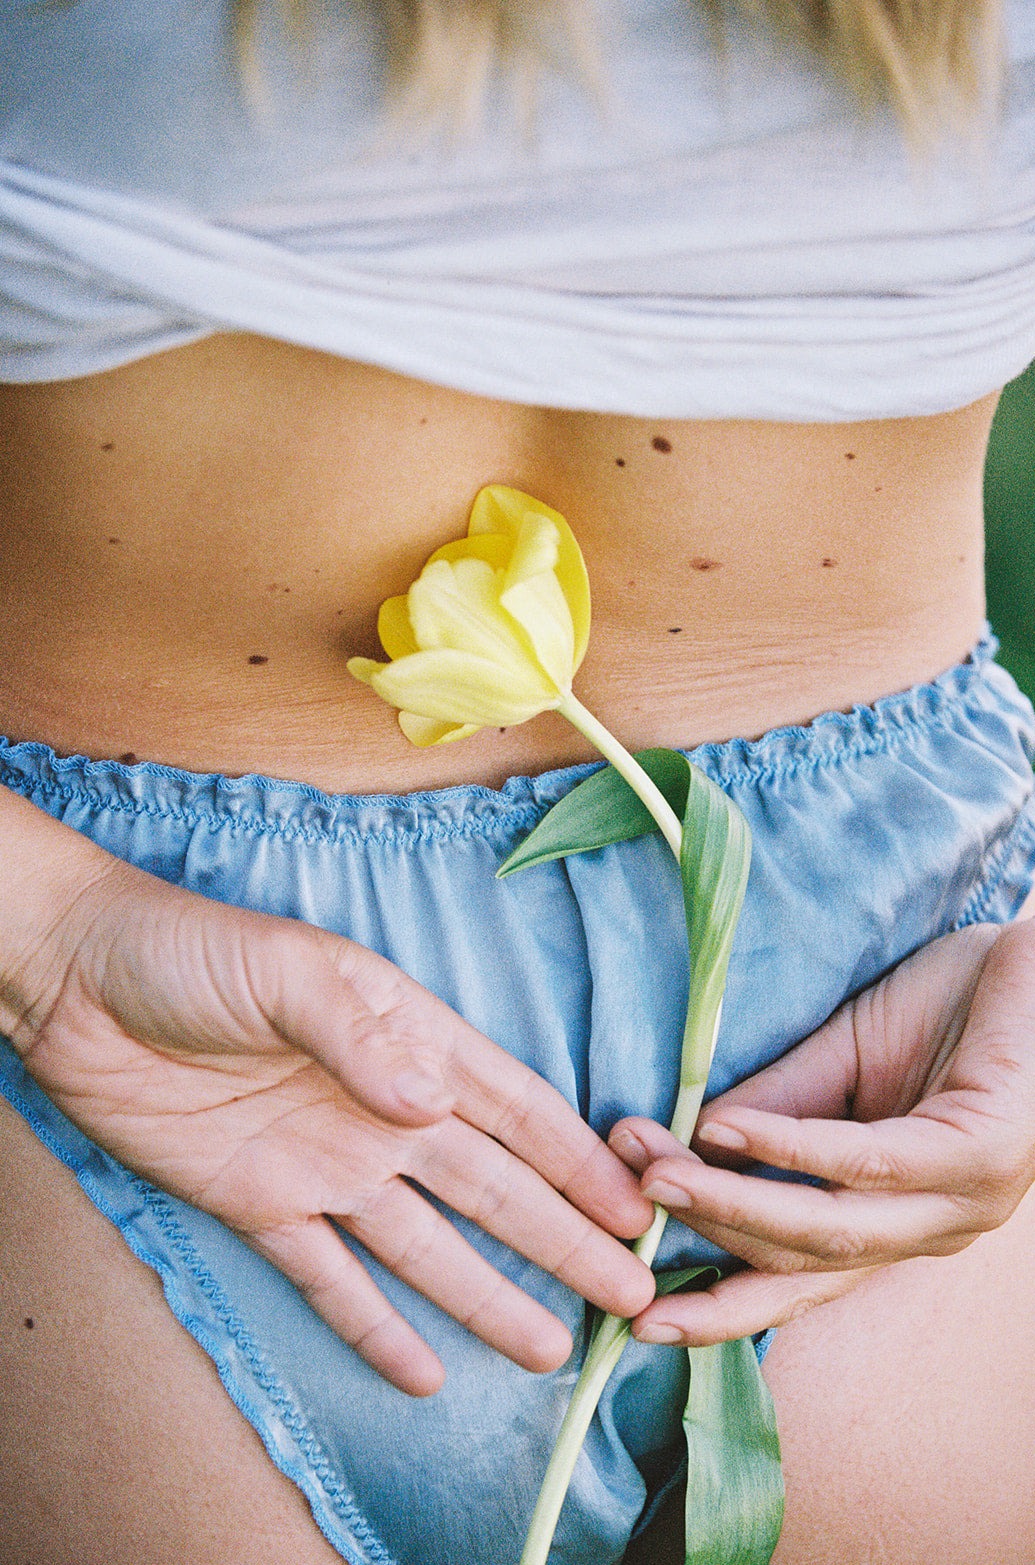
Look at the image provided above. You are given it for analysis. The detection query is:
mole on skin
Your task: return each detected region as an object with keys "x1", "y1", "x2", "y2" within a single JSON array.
[
  {"x1": 651, "y1": 436, "x2": 672, "y2": 454},
  {"x1": 248, "y1": 654, "x2": 269, "y2": 665}
]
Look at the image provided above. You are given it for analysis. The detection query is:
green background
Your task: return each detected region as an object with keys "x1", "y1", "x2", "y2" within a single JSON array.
[{"x1": 986, "y1": 361, "x2": 1035, "y2": 703}]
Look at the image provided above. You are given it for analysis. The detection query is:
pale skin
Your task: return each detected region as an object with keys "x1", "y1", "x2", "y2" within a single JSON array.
[{"x1": 1, "y1": 333, "x2": 1034, "y2": 1563}]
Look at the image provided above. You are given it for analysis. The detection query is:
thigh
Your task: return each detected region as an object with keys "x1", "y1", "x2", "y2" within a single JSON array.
[
  {"x1": 628, "y1": 1180, "x2": 1035, "y2": 1565},
  {"x1": 766, "y1": 1176, "x2": 1035, "y2": 1564},
  {"x1": 0, "y1": 1095, "x2": 346, "y2": 1565}
]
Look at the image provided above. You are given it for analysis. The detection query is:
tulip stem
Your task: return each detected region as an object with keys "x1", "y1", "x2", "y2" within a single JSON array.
[
  {"x1": 516, "y1": 1020, "x2": 721, "y2": 1565},
  {"x1": 557, "y1": 693, "x2": 684, "y2": 860},
  {"x1": 516, "y1": 693, "x2": 721, "y2": 1565}
]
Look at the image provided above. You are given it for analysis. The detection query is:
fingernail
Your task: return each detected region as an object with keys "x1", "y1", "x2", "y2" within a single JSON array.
[
  {"x1": 610, "y1": 1126, "x2": 649, "y2": 1161},
  {"x1": 697, "y1": 1122, "x2": 748, "y2": 1152},
  {"x1": 395, "y1": 1070, "x2": 450, "y2": 1112},
  {"x1": 636, "y1": 1322, "x2": 684, "y2": 1345},
  {"x1": 643, "y1": 1179, "x2": 691, "y2": 1209}
]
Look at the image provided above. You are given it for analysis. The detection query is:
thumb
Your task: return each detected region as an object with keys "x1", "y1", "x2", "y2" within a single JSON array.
[
  {"x1": 608, "y1": 1012, "x2": 859, "y2": 1174},
  {"x1": 261, "y1": 926, "x2": 457, "y2": 1128},
  {"x1": 698, "y1": 1006, "x2": 860, "y2": 1141},
  {"x1": 610, "y1": 1005, "x2": 862, "y2": 1176}
]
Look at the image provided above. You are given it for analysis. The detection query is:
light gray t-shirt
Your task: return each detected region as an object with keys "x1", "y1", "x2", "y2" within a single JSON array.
[{"x1": 1, "y1": 0, "x2": 1034, "y2": 417}]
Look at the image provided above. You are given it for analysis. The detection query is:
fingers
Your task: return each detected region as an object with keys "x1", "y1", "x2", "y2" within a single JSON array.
[
  {"x1": 645, "y1": 1157, "x2": 978, "y2": 1270},
  {"x1": 631, "y1": 1262, "x2": 875, "y2": 1346},
  {"x1": 121, "y1": 903, "x2": 655, "y2": 1381},
  {"x1": 252, "y1": 1191, "x2": 577, "y2": 1392},
  {"x1": 613, "y1": 1116, "x2": 987, "y2": 1271},
  {"x1": 611, "y1": 921, "x2": 1035, "y2": 1349},
  {"x1": 610, "y1": 1118, "x2": 696, "y2": 1175},
  {"x1": 693, "y1": 1103, "x2": 1012, "y2": 1201},
  {"x1": 712, "y1": 1099, "x2": 1024, "y2": 1229},
  {"x1": 250, "y1": 1215, "x2": 447, "y2": 1397},
  {"x1": 414, "y1": 1118, "x2": 657, "y2": 1320},
  {"x1": 344, "y1": 1179, "x2": 575, "y2": 1373},
  {"x1": 692, "y1": 1009, "x2": 860, "y2": 1130},
  {"x1": 275, "y1": 930, "x2": 655, "y2": 1242},
  {"x1": 678, "y1": 924, "x2": 1007, "y2": 1141},
  {"x1": 449, "y1": 1032, "x2": 656, "y2": 1242},
  {"x1": 257, "y1": 932, "x2": 457, "y2": 1129}
]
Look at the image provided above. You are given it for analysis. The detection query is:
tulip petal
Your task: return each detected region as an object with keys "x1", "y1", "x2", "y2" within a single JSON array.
[
  {"x1": 501, "y1": 514, "x2": 560, "y2": 593},
  {"x1": 377, "y1": 595, "x2": 420, "y2": 659},
  {"x1": 367, "y1": 647, "x2": 559, "y2": 725},
  {"x1": 500, "y1": 569, "x2": 576, "y2": 691},
  {"x1": 471, "y1": 486, "x2": 591, "y2": 669},
  {"x1": 467, "y1": 484, "x2": 530, "y2": 543},
  {"x1": 346, "y1": 655, "x2": 388, "y2": 687},
  {"x1": 348, "y1": 486, "x2": 592, "y2": 749},
  {"x1": 398, "y1": 712, "x2": 481, "y2": 747},
  {"x1": 408, "y1": 558, "x2": 544, "y2": 678},
  {"x1": 428, "y1": 535, "x2": 510, "y2": 570},
  {"x1": 553, "y1": 519, "x2": 591, "y2": 669}
]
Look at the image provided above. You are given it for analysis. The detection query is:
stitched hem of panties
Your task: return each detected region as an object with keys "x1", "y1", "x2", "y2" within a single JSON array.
[
  {"x1": 0, "y1": 626, "x2": 1027, "y2": 851},
  {"x1": 956, "y1": 799, "x2": 1035, "y2": 926}
]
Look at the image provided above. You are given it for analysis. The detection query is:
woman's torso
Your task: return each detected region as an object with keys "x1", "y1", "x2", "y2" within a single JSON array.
[{"x1": 0, "y1": 331, "x2": 993, "y2": 794}]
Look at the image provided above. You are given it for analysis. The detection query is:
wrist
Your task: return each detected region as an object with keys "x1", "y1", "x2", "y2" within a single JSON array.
[{"x1": 0, "y1": 784, "x2": 121, "y2": 1050}]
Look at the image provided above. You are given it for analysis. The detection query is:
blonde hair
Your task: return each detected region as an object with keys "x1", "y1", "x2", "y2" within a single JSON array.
[{"x1": 234, "y1": 0, "x2": 1005, "y2": 137}]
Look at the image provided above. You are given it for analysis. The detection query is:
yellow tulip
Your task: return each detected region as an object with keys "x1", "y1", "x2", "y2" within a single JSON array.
[
  {"x1": 347, "y1": 485, "x2": 591, "y2": 747},
  {"x1": 348, "y1": 483, "x2": 681, "y2": 856}
]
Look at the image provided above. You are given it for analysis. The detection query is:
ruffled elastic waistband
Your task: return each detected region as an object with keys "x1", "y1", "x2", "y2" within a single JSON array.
[{"x1": 1, "y1": 626, "x2": 1031, "y2": 847}]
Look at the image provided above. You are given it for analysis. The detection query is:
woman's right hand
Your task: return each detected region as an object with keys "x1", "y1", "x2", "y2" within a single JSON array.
[{"x1": 0, "y1": 802, "x2": 655, "y2": 1396}]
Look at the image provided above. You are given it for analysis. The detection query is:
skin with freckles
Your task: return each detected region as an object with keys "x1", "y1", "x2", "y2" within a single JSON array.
[{"x1": 0, "y1": 337, "x2": 990, "y2": 793}]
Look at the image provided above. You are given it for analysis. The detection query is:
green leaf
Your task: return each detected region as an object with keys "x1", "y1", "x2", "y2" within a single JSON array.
[
  {"x1": 683, "y1": 1337, "x2": 784, "y2": 1565},
  {"x1": 496, "y1": 748, "x2": 691, "y2": 876},
  {"x1": 681, "y1": 762, "x2": 751, "y2": 1008},
  {"x1": 670, "y1": 764, "x2": 752, "y2": 1136},
  {"x1": 653, "y1": 1265, "x2": 722, "y2": 1298},
  {"x1": 665, "y1": 781, "x2": 776, "y2": 1564}
]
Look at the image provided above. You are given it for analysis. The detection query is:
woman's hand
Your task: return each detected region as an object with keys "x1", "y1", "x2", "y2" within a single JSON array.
[
  {"x1": 609, "y1": 919, "x2": 1035, "y2": 1346},
  {"x1": 3, "y1": 824, "x2": 656, "y2": 1396}
]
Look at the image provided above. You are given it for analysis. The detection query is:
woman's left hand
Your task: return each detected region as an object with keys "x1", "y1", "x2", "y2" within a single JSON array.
[{"x1": 609, "y1": 917, "x2": 1035, "y2": 1346}]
